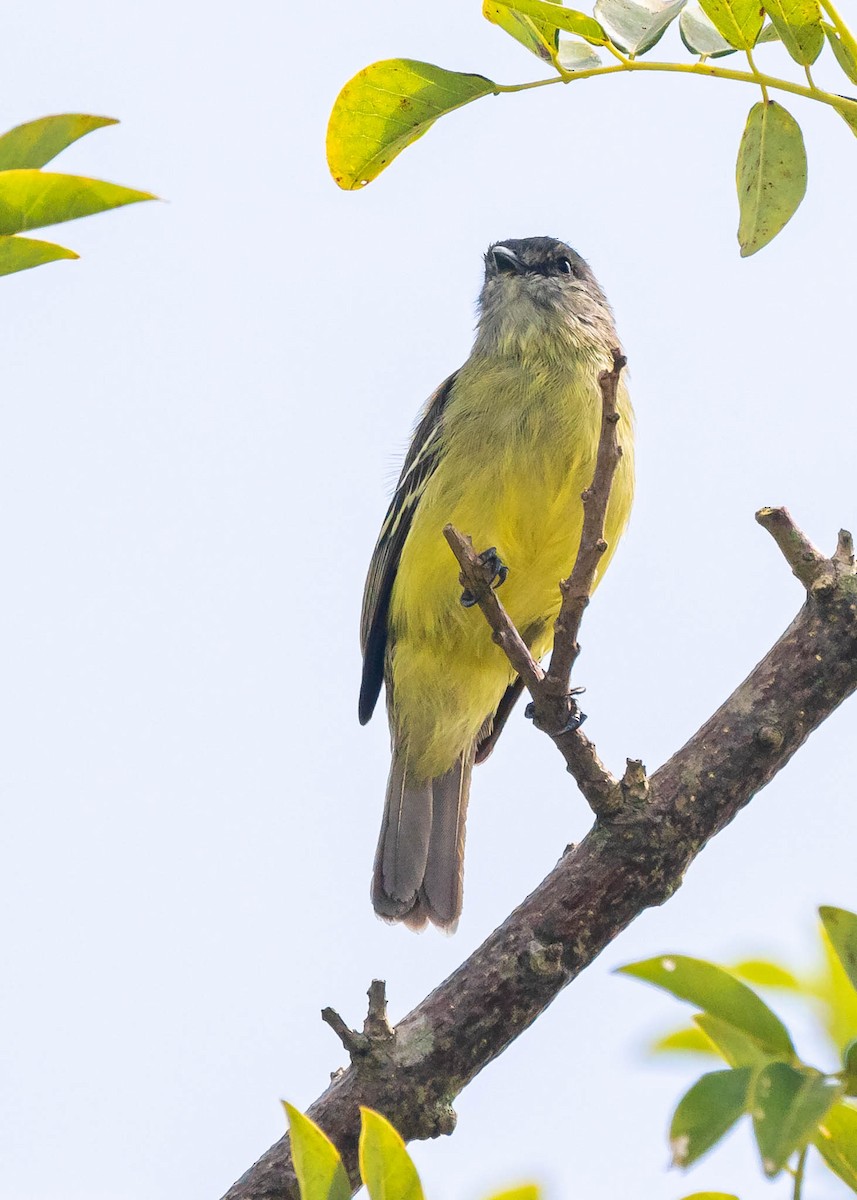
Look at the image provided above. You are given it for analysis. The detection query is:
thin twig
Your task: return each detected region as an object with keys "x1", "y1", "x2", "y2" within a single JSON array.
[
  {"x1": 321, "y1": 1008, "x2": 368, "y2": 1057},
  {"x1": 322, "y1": 980, "x2": 395, "y2": 1062},
  {"x1": 834, "y1": 528, "x2": 855, "y2": 568},
  {"x1": 441, "y1": 526, "x2": 545, "y2": 695},
  {"x1": 362, "y1": 980, "x2": 394, "y2": 1044},
  {"x1": 443, "y1": 350, "x2": 628, "y2": 817},
  {"x1": 443, "y1": 525, "x2": 620, "y2": 813},
  {"x1": 545, "y1": 348, "x2": 626, "y2": 696},
  {"x1": 756, "y1": 507, "x2": 829, "y2": 589}
]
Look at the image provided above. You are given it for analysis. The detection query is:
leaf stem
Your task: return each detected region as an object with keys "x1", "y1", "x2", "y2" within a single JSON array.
[
  {"x1": 493, "y1": 59, "x2": 857, "y2": 122},
  {"x1": 793, "y1": 1144, "x2": 808, "y2": 1200},
  {"x1": 604, "y1": 41, "x2": 630, "y2": 65},
  {"x1": 745, "y1": 48, "x2": 768, "y2": 102}
]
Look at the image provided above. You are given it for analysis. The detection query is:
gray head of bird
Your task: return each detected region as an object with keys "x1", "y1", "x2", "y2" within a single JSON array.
[{"x1": 475, "y1": 236, "x2": 618, "y2": 359}]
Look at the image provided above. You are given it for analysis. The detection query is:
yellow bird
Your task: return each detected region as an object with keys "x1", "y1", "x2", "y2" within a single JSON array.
[{"x1": 359, "y1": 237, "x2": 634, "y2": 931}]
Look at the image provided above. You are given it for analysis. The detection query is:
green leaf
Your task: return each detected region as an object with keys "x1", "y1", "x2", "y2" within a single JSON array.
[
  {"x1": 843, "y1": 1039, "x2": 857, "y2": 1096},
  {"x1": 832, "y1": 98, "x2": 857, "y2": 138},
  {"x1": 285, "y1": 1104, "x2": 351, "y2": 1200},
  {"x1": 651, "y1": 1025, "x2": 721, "y2": 1056},
  {"x1": 494, "y1": 0, "x2": 607, "y2": 43},
  {"x1": 736, "y1": 100, "x2": 807, "y2": 257},
  {"x1": 594, "y1": 0, "x2": 685, "y2": 54},
  {"x1": 695, "y1": 1014, "x2": 780, "y2": 1069},
  {"x1": 326, "y1": 60, "x2": 496, "y2": 190},
  {"x1": 762, "y1": 0, "x2": 823, "y2": 63},
  {"x1": 751, "y1": 1063, "x2": 840, "y2": 1177},
  {"x1": 484, "y1": 1189, "x2": 541, "y2": 1200},
  {"x1": 359, "y1": 1108, "x2": 424, "y2": 1200},
  {"x1": 757, "y1": 21, "x2": 782, "y2": 41},
  {"x1": 0, "y1": 114, "x2": 117, "y2": 171},
  {"x1": 698, "y1": 0, "x2": 764, "y2": 47},
  {"x1": 0, "y1": 233, "x2": 78, "y2": 276},
  {"x1": 670, "y1": 1068, "x2": 752, "y2": 1167},
  {"x1": 821, "y1": 908, "x2": 857, "y2": 995},
  {"x1": 814, "y1": 1101, "x2": 857, "y2": 1190},
  {"x1": 824, "y1": 23, "x2": 857, "y2": 83},
  {"x1": 680, "y1": 2, "x2": 739, "y2": 55},
  {"x1": 731, "y1": 960, "x2": 802, "y2": 991},
  {"x1": 0, "y1": 170, "x2": 155, "y2": 236},
  {"x1": 556, "y1": 38, "x2": 603, "y2": 68},
  {"x1": 483, "y1": 0, "x2": 558, "y2": 62},
  {"x1": 618, "y1": 955, "x2": 795, "y2": 1056},
  {"x1": 814, "y1": 923, "x2": 857, "y2": 1051}
]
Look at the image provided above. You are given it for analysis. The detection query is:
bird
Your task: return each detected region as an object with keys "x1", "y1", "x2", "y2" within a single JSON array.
[{"x1": 359, "y1": 237, "x2": 635, "y2": 932}]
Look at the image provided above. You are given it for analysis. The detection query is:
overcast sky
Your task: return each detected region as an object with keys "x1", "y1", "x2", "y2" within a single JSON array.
[{"x1": 1, "y1": 2, "x2": 856, "y2": 1199}]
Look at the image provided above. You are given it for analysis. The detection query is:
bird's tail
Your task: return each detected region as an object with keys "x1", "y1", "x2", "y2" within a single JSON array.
[{"x1": 372, "y1": 742, "x2": 474, "y2": 932}]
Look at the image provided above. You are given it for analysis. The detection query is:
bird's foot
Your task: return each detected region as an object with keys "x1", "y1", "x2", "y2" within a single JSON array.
[
  {"x1": 524, "y1": 691, "x2": 587, "y2": 733},
  {"x1": 460, "y1": 546, "x2": 508, "y2": 608}
]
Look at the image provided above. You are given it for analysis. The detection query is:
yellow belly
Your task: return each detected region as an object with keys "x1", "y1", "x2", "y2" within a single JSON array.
[{"x1": 387, "y1": 354, "x2": 634, "y2": 779}]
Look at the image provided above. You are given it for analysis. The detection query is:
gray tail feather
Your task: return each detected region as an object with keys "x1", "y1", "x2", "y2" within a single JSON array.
[{"x1": 372, "y1": 743, "x2": 474, "y2": 932}]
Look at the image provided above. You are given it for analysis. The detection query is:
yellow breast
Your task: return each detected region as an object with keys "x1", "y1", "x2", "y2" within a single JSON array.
[{"x1": 387, "y1": 351, "x2": 634, "y2": 779}]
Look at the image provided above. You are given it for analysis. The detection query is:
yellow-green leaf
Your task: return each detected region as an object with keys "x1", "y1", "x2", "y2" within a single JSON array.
[
  {"x1": 483, "y1": 0, "x2": 558, "y2": 62},
  {"x1": 485, "y1": 1188, "x2": 541, "y2": 1200},
  {"x1": 618, "y1": 955, "x2": 795, "y2": 1056},
  {"x1": 809, "y1": 924, "x2": 857, "y2": 1053},
  {"x1": 285, "y1": 1104, "x2": 350, "y2": 1200},
  {"x1": 326, "y1": 60, "x2": 496, "y2": 191},
  {"x1": 695, "y1": 1014, "x2": 781, "y2": 1069},
  {"x1": 359, "y1": 1108, "x2": 424, "y2": 1200},
  {"x1": 843, "y1": 1039, "x2": 857, "y2": 1096},
  {"x1": 0, "y1": 170, "x2": 155, "y2": 236},
  {"x1": 832, "y1": 98, "x2": 857, "y2": 137},
  {"x1": 751, "y1": 1063, "x2": 840, "y2": 1177},
  {"x1": 763, "y1": 0, "x2": 823, "y2": 63},
  {"x1": 0, "y1": 233, "x2": 78, "y2": 276},
  {"x1": 731, "y1": 960, "x2": 802, "y2": 991},
  {"x1": 820, "y1": 908, "x2": 857, "y2": 996},
  {"x1": 736, "y1": 100, "x2": 807, "y2": 257},
  {"x1": 494, "y1": 0, "x2": 607, "y2": 43},
  {"x1": 824, "y1": 23, "x2": 857, "y2": 83},
  {"x1": 670, "y1": 1069, "x2": 752, "y2": 1167},
  {"x1": 0, "y1": 114, "x2": 117, "y2": 171},
  {"x1": 814, "y1": 1101, "x2": 857, "y2": 1189},
  {"x1": 699, "y1": 0, "x2": 764, "y2": 47},
  {"x1": 679, "y1": 1194, "x2": 742, "y2": 1199},
  {"x1": 650, "y1": 1025, "x2": 720, "y2": 1056}
]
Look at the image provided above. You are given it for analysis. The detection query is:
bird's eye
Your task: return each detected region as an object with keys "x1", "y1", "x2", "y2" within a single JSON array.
[{"x1": 558, "y1": 258, "x2": 574, "y2": 275}]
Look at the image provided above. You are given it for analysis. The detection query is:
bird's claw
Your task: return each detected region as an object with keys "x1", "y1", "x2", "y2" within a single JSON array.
[
  {"x1": 459, "y1": 546, "x2": 508, "y2": 607},
  {"x1": 524, "y1": 699, "x2": 587, "y2": 733},
  {"x1": 477, "y1": 547, "x2": 508, "y2": 587}
]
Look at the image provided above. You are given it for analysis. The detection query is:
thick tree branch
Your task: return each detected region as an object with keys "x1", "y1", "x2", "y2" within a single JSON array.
[{"x1": 222, "y1": 521, "x2": 857, "y2": 1200}]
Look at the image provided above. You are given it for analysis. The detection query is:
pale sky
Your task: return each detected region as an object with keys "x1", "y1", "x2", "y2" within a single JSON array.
[{"x1": 1, "y1": 2, "x2": 856, "y2": 1198}]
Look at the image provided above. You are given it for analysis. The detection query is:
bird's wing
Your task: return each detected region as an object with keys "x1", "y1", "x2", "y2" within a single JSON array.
[
  {"x1": 359, "y1": 372, "x2": 457, "y2": 725},
  {"x1": 475, "y1": 677, "x2": 525, "y2": 763}
]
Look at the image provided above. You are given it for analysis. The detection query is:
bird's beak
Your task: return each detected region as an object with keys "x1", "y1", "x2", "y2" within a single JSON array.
[{"x1": 491, "y1": 246, "x2": 524, "y2": 275}]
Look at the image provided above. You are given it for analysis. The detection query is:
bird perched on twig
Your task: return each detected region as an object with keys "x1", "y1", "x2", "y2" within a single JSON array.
[{"x1": 359, "y1": 237, "x2": 635, "y2": 932}]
